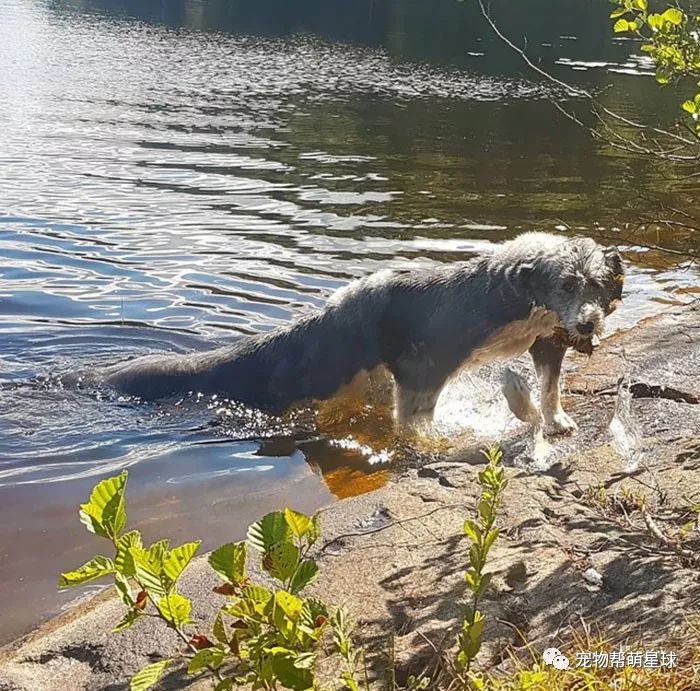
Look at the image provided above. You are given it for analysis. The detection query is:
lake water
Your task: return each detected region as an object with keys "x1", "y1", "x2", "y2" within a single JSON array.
[{"x1": 0, "y1": 0, "x2": 698, "y2": 645}]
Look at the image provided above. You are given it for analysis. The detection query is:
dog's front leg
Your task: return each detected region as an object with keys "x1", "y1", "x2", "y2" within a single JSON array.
[
  {"x1": 393, "y1": 382, "x2": 441, "y2": 430},
  {"x1": 529, "y1": 337, "x2": 577, "y2": 435}
]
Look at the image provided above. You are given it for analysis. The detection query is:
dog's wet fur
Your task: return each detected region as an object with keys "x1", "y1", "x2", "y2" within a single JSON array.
[{"x1": 95, "y1": 233, "x2": 624, "y2": 433}]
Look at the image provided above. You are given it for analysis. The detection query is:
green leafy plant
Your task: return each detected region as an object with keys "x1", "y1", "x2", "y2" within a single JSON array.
[
  {"x1": 609, "y1": 0, "x2": 700, "y2": 130},
  {"x1": 59, "y1": 471, "x2": 352, "y2": 691},
  {"x1": 330, "y1": 606, "x2": 371, "y2": 691},
  {"x1": 455, "y1": 446, "x2": 509, "y2": 688}
]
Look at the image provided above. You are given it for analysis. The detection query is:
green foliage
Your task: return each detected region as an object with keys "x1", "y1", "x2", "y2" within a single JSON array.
[
  {"x1": 59, "y1": 471, "x2": 354, "y2": 691},
  {"x1": 455, "y1": 446, "x2": 509, "y2": 687},
  {"x1": 208, "y1": 542, "x2": 247, "y2": 585},
  {"x1": 58, "y1": 555, "x2": 114, "y2": 588},
  {"x1": 331, "y1": 607, "x2": 366, "y2": 691},
  {"x1": 609, "y1": 0, "x2": 700, "y2": 130},
  {"x1": 79, "y1": 470, "x2": 127, "y2": 539},
  {"x1": 130, "y1": 660, "x2": 170, "y2": 691},
  {"x1": 247, "y1": 510, "x2": 292, "y2": 552}
]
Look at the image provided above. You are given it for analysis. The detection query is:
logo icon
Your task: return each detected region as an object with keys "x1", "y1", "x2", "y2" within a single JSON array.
[{"x1": 543, "y1": 647, "x2": 570, "y2": 670}]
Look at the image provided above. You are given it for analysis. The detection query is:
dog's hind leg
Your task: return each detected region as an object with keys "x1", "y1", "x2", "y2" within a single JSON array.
[{"x1": 529, "y1": 337, "x2": 577, "y2": 435}]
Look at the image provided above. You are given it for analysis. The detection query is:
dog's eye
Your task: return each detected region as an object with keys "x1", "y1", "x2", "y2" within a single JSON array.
[{"x1": 561, "y1": 278, "x2": 577, "y2": 293}]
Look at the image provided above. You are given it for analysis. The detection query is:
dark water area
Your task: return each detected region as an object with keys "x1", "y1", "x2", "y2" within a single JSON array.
[{"x1": 0, "y1": 0, "x2": 698, "y2": 644}]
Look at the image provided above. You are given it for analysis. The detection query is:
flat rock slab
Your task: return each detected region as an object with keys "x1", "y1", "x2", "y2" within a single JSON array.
[
  {"x1": 567, "y1": 301, "x2": 700, "y2": 401},
  {"x1": 1, "y1": 301, "x2": 699, "y2": 690}
]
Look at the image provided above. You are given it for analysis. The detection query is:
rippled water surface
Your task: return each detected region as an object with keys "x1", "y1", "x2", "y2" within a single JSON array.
[{"x1": 1, "y1": 0, "x2": 699, "y2": 643}]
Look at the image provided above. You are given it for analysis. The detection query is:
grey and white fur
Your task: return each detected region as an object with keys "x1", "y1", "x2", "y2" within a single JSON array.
[{"x1": 97, "y1": 232, "x2": 624, "y2": 433}]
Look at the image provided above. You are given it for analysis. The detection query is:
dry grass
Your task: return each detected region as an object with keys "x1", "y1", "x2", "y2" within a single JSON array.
[{"x1": 472, "y1": 623, "x2": 700, "y2": 691}]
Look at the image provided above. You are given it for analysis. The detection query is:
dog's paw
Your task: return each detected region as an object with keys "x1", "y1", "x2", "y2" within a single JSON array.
[{"x1": 544, "y1": 411, "x2": 578, "y2": 436}]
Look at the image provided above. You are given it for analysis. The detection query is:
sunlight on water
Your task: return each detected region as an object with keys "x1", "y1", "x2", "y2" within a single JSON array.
[{"x1": 329, "y1": 437, "x2": 393, "y2": 466}]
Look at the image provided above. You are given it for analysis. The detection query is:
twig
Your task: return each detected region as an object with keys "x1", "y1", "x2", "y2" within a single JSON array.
[
  {"x1": 641, "y1": 507, "x2": 698, "y2": 563},
  {"x1": 319, "y1": 503, "x2": 466, "y2": 554},
  {"x1": 477, "y1": 0, "x2": 700, "y2": 162}
]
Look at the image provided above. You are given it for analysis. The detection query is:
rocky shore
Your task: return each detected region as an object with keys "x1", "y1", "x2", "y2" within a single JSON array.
[{"x1": 1, "y1": 301, "x2": 698, "y2": 691}]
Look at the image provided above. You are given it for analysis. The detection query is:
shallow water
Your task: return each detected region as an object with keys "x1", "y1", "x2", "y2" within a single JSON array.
[{"x1": 1, "y1": 0, "x2": 699, "y2": 644}]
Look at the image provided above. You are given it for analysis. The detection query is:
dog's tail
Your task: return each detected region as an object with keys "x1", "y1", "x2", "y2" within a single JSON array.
[{"x1": 96, "y1": 283, "x2": 388, "y2": 409}]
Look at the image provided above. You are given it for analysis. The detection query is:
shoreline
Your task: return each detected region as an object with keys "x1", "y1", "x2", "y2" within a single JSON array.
[{"x1": 1, "y1": 300, "x2": 698, "y2": 689}]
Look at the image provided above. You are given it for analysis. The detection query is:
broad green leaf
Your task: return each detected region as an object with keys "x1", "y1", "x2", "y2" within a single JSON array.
[
  {"x1": 470, "y1": 611, "x2": 485, "y2": 642},
  {"x1": 483, "y1": 528, "x2": 500, "y2": 553},
  {"x1": 306, "y1": 513, "x2": 321, "y2": 546},
  {"x1": 114, "y1": 571, "x2": 135, "y2": 607},
  {"x1": 275, "y1": 591, "x2": 303, "y2": 621},
  {"x1": 465, "y1": 637, "x2": 482, "y2": 659},
  {"x1": 223, "y1": 598, "x2": 259, "y2": 619},
  {"x1": 613, "y1": 18, "x2": 631, "y2": 32},
  {"x1": 464, "y1": 568, "x2": 480, "y2": 593},
  {"x1": 633, "y1": 0, "x2": 646, "y2": 10},
  {"x1": 241, "y1": 584, "x2": 273, "y2": 605},
  {"x1": 187, "y1": 647, "x2": 226, "y2": 674},
  {"x1": 115, "y1": 530, "x2": 143, "y2": 576},
  {"x1": 662, "y1": 7, "x2": 684, "y2": 25},
  {"x1": 147, "y1": 539, "x2": 170, "y2": 566},
  {"x1": 656, "y1": 67, "x2": 672, "y2": 84},
  {"x1": 247, "y1": 511, "x2": 292, "y2": 552},
  {"x1": 289, "y1": 560, "x2": 319, "y2": 594},
  {"x1": 463, "y1": 519, "x2": 481, "y2": 544},
  {"x1": 112, "y1": 609, "x2": 142, "y2": 633},
  {"x1": 271, "y1": 652, "x2": 314, "y2": 691},
  {"x1": 79, "y1": 471, "x2": 128, "y2": 539},
  {"x1": 214, "y1": 679, "x2": 234, "y2": 691},
  {"x1": 130, "y1": 660, "x2": 170, "y2": 691},
  {"x1": 59, "y1": 556, "x2": 114, "y2": 589},
  {"x1": 301, "y1": 597, "x2": 329, "y2": 629},
  {"x1": 342, "y1": 671, "x2": 360, "y2": 691},
  {"x1": 477, "y1": 499, "x2": 492, "y2": 525},
  {"x1": 208, "y1": 542, "x2": 246, "y2": 584},
  {"x1": 647, "y1": 13, "x2": 664, "y2": 30},
  {"x1": 130, "y1": 546, "x2": 166, "y2": 597},
  {"x1": 163, "y1": 541, "x2": 200, "y2": 583},
  {"x1": 469, "y1": 544, "x2": 483, "y2": 572},
  {"x1": 263, "y1": 542, "x2": 299, "y2": 582},
  {"x1": 476, "y1": 573, "x2": 493, "y2": 598},
  {"x1": 157, "y1": 592, "x2": 192, "y2": 627},
  {"x1": 683, "y1": 99, "x2": 697, "y2": 114},
  {"x1": 212, "y1": 611, "x2": 228, "y2": 645},
  {"x1": 610, "y1": 7, "x2": 628, "y2": 18},
  {"x1": 284, "y1": 508, "x2": 312, "y2": 538},
  {"x1": 293, "y1": 652, "x2": 316, "y2": 669}
]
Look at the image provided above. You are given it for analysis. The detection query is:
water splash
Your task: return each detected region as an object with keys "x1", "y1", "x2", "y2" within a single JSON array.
[{"x1": 609, "y1": 375, "x2": 644, "y2": 472}]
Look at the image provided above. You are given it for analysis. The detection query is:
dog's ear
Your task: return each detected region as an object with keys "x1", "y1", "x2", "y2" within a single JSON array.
[
  {"x1": 517, "y1": 262, "x2": 536, "y2": 281},
  {"x1": 604, "y1": 248, "x2": 624, "y2": 278},
  {"x1": 604, "y1": 248, "x2": 624, "y2": 301}
]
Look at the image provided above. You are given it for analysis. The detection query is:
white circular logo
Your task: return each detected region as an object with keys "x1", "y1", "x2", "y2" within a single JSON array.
[
  {"x1": 543, "y1": 647, "x2": 561, "y2": 665},
  {"x1": 552, "y1": 654, "x2": 570, "y2": 670}
]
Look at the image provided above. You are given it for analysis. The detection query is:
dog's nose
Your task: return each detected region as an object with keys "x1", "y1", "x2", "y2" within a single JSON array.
[{"x1": 577, "y1": 321, "x2": 595, "y2": 335}]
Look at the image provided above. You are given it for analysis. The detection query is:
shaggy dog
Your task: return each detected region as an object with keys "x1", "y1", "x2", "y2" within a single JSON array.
[{"x1": 97, "y1": 233, "x2": 624, "y2": 433}]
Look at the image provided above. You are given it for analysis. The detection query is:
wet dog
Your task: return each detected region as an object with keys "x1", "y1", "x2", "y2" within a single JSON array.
[{"x1": 97, "y1": 233, "x2": 624, "y2": 433}]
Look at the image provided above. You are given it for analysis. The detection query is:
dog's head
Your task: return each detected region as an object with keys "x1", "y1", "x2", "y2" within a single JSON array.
[{"x1": 522, "y1": 236, "x2": 625, "y2": 348}]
